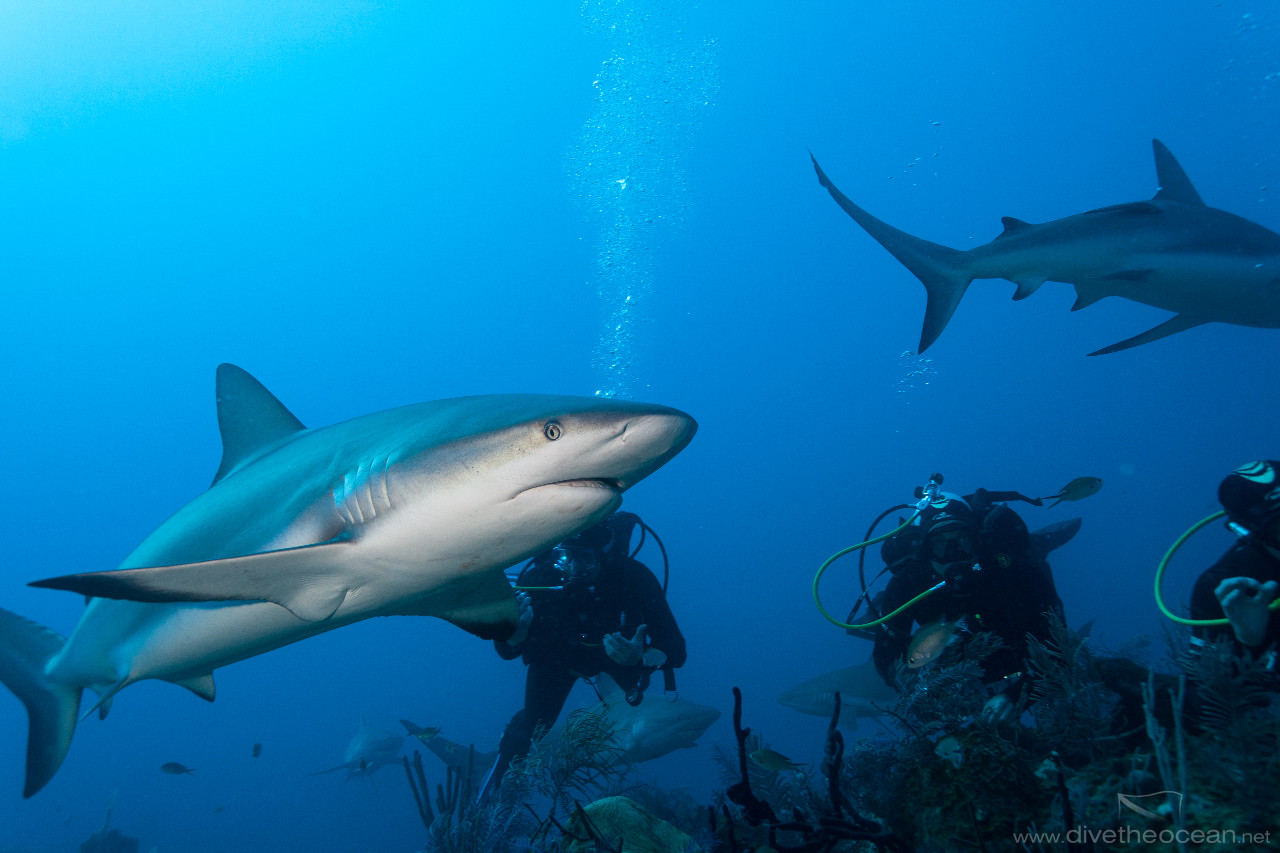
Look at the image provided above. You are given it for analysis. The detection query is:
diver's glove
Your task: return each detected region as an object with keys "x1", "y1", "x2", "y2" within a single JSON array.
[
  {"x1": 503, "y1": 592, "x2": 534, "y2": 648},
  {"x1": 1216, "y1": 577, "x2": 1280, "y2": 648},
  {"x1": 604, "y1": 623, "x2": 648, "y2": 667}
]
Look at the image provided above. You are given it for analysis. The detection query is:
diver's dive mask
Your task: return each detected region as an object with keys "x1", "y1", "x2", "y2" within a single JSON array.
[
  {"x1": 926, "y1": 523, "x2": 975, "y2": 564},
  {"x1": 550, "y1": 544, "x2": 602, "y2": 585}
]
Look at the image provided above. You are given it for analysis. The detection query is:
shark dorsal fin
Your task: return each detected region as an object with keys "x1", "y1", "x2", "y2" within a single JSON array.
[
  {"x1": 1151, "y1": 139, "x2": 1205, "y2": 206},
  {"x1": 212, "y1": 364, "x2": 307, "y2": 485},
  {"x1": 997, "y1": 216, "x2": 1033, "y2": 237}
]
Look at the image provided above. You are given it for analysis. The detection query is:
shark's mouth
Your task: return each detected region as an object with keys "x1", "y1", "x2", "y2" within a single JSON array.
[
  {"x1": 517, "y1": 478, "x2": 622, "y2": 499},
  {"x1": 549, "y1": 478, "x2": 622, "y2": 491}
]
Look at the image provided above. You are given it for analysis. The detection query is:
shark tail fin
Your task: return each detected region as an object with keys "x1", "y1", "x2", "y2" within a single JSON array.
[
  {"x1": 0, "y1": 607, "x2": 82, "y2": 797},
  {"x1": 811, "y1": 153, "x2": 972, "y2": 352}
]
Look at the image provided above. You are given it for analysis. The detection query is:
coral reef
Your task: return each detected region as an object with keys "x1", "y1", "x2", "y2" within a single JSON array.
[
  {"x1": 403, "y1": 619, "x2": 1279, "y2": 851},
  {"x1": 562, "y1": 795, "x2": 694, "y2": 853}
]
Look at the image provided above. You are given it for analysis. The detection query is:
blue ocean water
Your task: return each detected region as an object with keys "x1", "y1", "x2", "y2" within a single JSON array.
[{"x1": 0, "y1": 1, "x2": 1276, "y2": 850}]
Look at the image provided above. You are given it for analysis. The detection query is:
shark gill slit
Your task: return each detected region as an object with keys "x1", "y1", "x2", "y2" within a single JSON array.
[{"x1": 356, "y1": 459, "x2": 376, "y2": 521}]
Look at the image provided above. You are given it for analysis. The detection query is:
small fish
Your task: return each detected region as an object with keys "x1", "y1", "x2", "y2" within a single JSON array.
[
  {"x1": 906, "y1": 619, "x2": 961, "y2": 669},
  {"x1": 160, "y1": 762, "x2": 195, "y2": 775},
  {"x1": 934, "y1": 736, "x2": 963, "y2": 769},
  {"x1": 749, "y1": 749, "x2": 803, "y2": 772},
  {"x1": 252, "y1": 743, "x2": 262, "y2": 758},
  {"x1": 1045, "y1": 477, "x2": 1102, "y2": 507}
]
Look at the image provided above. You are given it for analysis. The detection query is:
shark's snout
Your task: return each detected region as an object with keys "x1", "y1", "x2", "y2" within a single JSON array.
[{"x1": 610, "y1": 409, "x2": 697, "y2": 491}]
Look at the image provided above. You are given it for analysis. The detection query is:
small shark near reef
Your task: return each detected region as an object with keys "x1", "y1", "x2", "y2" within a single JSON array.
[
  {"x1": 778, "y1": 659, "x2": 898, "y2": 728},
  {"x1": 812, "y1": 140, "x2": 1280, "y2": 355},
  {"x1": 0, "y1": 364, "x2": 696, "y2": 797},
  {"x1": 311, "y1": 721, "x2": 404, "y2": 780},
  {"x1": 589, "y1": 675, "x2": 721, "y2": 765}
]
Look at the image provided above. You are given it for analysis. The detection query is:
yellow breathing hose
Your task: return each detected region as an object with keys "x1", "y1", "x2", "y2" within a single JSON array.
[
  {"x1": 1155, "y1": 510, "x2": 1280, "y2": 626},
  {"x1": 813, "y1": 510, "x2": 946, "y2": 630}
]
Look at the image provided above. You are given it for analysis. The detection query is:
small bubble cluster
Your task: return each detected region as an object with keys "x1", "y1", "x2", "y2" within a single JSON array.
[{"x1": 894, "y1": 350, "x2": 937, "y2": 401}]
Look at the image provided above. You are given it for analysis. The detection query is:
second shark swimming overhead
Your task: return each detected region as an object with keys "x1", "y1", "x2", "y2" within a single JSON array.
[{"x1": 812, "y1": 140, "x2": 1280, "y2": 355}]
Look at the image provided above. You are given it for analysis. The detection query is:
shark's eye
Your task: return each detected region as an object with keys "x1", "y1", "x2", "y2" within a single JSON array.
[{"x1": 543, "y1": 420, "x2": 563, "y2": 441}]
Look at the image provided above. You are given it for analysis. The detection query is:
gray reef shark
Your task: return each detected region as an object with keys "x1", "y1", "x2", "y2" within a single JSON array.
[
  {"x1": 778, "y1": 659, "x2": 898, "y2": 729},
  {"x1": 812, "y1": 140, "x2": 1280, "y2": 355},
  {"x1": 310, "y1": 720, "x2": 404, "y2": 780},
  {"x1": 0, "y1": 364, "x2": 696, "y2": 797}
]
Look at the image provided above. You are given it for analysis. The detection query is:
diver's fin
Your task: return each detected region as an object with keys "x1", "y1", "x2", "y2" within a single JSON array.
[
  {"x1": 811, "y1": 153, "x2": 972, "y2": 353},
  {"x1": 0, "y1": 607, "x2": 83, "y2": 798},
  {"x1": 212, "y1": 363, "x2": 307, "y2": 486},
  {"x1": 1088, "y1": 314, "x2": 1207, "y2": 356},
  {"x1": 30, "y1": 536, "x2": 360, "y2": 623}
]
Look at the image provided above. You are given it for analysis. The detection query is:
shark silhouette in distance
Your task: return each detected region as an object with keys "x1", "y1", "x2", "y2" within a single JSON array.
[
  {"x1": 0, "y1": 363, "x2": 696, "y2": 797},
  {"x1": 778, "y1": 659, "x2": 898, "y2": 729},
  {"x1": 310, "y1": 720, "x2": 404, "y2": 780},
  {"x1": 812, "y1": 140, "x2": 1280, "y2": 355}
]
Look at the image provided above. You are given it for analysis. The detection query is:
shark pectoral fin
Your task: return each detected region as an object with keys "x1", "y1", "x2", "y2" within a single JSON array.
[
  {"x1": 422, "y1": 569, "x2": 519, "y2": 641},
  {"x1": 1089, "y1": 314, "x2": 1207, "y2": 356},
  {"x1": 29, "y1": 537, "x2": 360, "y2": 623},
  {"x1": 1011, "y1": 278, "x2": 1046, "y2": 300}
]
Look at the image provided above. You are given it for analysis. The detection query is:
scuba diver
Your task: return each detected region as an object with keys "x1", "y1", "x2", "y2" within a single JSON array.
[
  {"x1": 478, "y1": 511, "x2": 686, "y2": 802},
  {"x1": 866, "y1": 485, "x2": 1075, "y2": 724},
  {"x1": 1189, "y1": 460, "x2": 1280, "y2": 658}
]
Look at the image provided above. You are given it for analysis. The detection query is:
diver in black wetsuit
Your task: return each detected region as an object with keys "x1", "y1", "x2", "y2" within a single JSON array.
[
  {"x1": 1190, "y1": 461, "x2": 1280, "y2": 661},
  {"x1": 480, "y1": 512, "x2": 686, "y2": 801},
  {"x1": 872, "y1": 490, "x2": 1067, "y2": 723}
]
